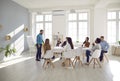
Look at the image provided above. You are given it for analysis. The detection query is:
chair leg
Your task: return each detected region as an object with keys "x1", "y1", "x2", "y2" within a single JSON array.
[
  {"x1": 89, "y1": 58, "x2": 93, "y2": 65},
  {"x1": 78, "y1": 56, "x2": 83, "y2": 66},
  {"x1": 73, "y1": 57, "x2": 76, "y2": 63},
  {"x1": 49, "y1": 60, "x2": 55, "y2": 68},
  {"x1": 43, "y1": 60, "x2": 48, "y2": 69},
  {"x1": 65, "y1": 59, "x2": 69, "y2": 67},
  {"x1": 105, "y1": 55, "x2": 109, "y2": 62},
  {"x1": 96, "y1": 58, "x2": 101, "y2": 68},
  {"x1": 74, "y1": 58, "x2": 77, "y2": 66},
  {"x1": 93, "y1": 58, "x2": 95, "y2": 68},
  {"x1": 43, "y1": 59, "x2": 47, "y2": 68},
  {"x1": 70, "y1": 59, "x2": 74, "y2": 68}
]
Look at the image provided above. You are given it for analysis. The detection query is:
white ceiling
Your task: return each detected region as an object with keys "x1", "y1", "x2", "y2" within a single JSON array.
[{"x1": 12, "y1": 0, "x2": 100, "y2": 9}]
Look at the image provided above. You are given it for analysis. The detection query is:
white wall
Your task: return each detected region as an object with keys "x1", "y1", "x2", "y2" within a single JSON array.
[
  {"x1": 94, "y1": 8, "x2": 107, "y2": 40},
  {"x1": 52, "y1": 15, "x2": 66, "y2": 39}
]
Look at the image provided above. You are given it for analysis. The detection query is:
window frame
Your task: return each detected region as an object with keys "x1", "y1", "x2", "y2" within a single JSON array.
[
  {"x1": 107, "y1": 10, "x2": 120, "y2": 44},
  {"x1": 35, "y1": 13, "x2": 53, "y2": 42},
  {"x1": 67, "y1": 10, "x2": 90, "y2": 43}
]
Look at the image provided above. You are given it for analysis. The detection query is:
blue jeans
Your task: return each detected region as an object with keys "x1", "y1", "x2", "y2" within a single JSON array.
[
  {"x1": 86, "y1": 50, "x2": 91, "y2": 62},
  {"x1": 36, "y1": 44, "x2": 42, "y2": 60},
  {"x1": 99, "y1": 50, "x2": 107, "y2": 61}
]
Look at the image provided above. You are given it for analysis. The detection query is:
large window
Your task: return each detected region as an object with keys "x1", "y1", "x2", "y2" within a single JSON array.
[
  {"x1": 107, "y1": 11, "x2": 120, "y2": 43},
  {"x1": 35, "y1": 14, "x2": 52, "y2": 41},
  {"x1": 67, "y1": 12, "x2": 89, "y2": 42}
]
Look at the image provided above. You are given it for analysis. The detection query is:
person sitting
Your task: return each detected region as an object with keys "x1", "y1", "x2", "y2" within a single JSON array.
[
  {"x1": 99, "y1": 36, "x2": 109, "y2": 62},
  {"x1": 62, "y1": 37, "x2": 74, "y2": 67},
  {"x1": 43, "y1": 39, "x2": 55, "y2": 59},
  {"x1": 82, "y1": 37, "x2": 90, "y2": 47},
  {"x1": 64, "y1": 37, "x2": 74, "y2": 51},
  {"x1": 43, "y1": 39, "x2": 51, "y2": 55},
  {"x1": 56, "y1": 38, "x2": 62, "y2": 46},
  {"x1": 85, "y1": 38, "x2": 101, "y2": 64}
]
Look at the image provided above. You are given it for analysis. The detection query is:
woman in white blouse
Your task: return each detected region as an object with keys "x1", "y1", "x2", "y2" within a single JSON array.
[
  {"x1": 62, "y1": 37, "x2": 74, "y2": 67},
  {"x1": 64, "y1": 37, "x2": 74, "y2": 51}
]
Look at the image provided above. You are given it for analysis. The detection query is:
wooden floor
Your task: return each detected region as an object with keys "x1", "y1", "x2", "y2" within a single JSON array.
[{"x1": 0, "y1": 51, "x2": 120, "y2": 81}]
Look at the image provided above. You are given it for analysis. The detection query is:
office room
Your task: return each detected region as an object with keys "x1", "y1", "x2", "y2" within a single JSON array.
[{"x1": 0, "y1": 0, "x2": 120, "y2": 81}]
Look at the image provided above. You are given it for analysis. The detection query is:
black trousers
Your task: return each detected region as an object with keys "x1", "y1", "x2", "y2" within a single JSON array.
[
  {"x1": 99, "y1": 50, "x2": 107, "y2": 61},
  {"x1": 36, "y1": 44, "x2": 42, "y2": 60}
]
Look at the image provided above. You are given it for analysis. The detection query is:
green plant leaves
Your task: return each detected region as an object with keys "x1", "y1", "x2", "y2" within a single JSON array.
[{"x1": 1, "y1": 44, "x2": 16, "y2": 57}]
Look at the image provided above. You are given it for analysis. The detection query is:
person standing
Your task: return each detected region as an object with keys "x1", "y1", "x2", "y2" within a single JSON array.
[
  {"x1": 36, "y1": 30, "x2": 44, "y2": 61},
  {"x1": 99, "y1": 36, "x2": 109, "y2": 61}
]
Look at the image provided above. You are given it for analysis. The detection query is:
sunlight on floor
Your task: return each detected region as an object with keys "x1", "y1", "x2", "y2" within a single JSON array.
[
  {"x1": 109, "y1": 60, "x2": 120, "y2": 81},
  {"x1": 0, "y1": 56, "x2": 34, "y2": 69}
]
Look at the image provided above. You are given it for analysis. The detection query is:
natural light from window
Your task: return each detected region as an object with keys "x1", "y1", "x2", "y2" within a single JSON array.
[
  {"x1": 107, "y1": 11, "x2": 120, "y2": 44},
  {"x1": 68, "y1": 12, "x2": 89, "y2": 42},
  {"x1": 35, "y1": 14, "x2": 52, "y2": 41}
]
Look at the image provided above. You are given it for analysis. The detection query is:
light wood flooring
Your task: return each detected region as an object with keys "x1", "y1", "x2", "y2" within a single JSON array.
[{"x1": 0, "y1": 51, "x2": 120, "y2": 81}]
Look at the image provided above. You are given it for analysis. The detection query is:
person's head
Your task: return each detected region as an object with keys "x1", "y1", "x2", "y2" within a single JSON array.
[
  {"x1": 100, "y1": 36, "x2": 104, "y2": 41},
  {"x1": 40, "y1": 30, "x2": 44, "y2": 34},
  {"x1": 44, "y1": 38, "x2": 50, "y2": 45},
  {"x1": 85, "y1": 37, "x2": 89, "y2": 41},
  {"x1": 95, "y1": 38, "x2": 101, "y2": 44},
  {"x1": 66, "y1": 37, "x2": 74, "y2": 49}
]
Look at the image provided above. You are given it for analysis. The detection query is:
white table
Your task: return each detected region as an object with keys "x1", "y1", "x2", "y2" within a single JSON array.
[
  {"x1": 53, "y1": 47, "x2": 64, "y2": 53},
  {"x1": 52, "y1": 47, "x2": 64, "y2": 58}
]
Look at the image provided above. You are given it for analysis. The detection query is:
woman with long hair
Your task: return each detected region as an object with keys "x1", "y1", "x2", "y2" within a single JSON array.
[
  {"x1": 43, "y1": 39, "x2": 51, "y2": 54},
  {"x1": 64, "y1": 37, "x2": 74, "y2": 51}
]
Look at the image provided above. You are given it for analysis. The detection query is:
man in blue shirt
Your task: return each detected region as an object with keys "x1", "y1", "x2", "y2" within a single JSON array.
[
  {"x1": 99, "y1": 36, "x2": 109, "y2": 61},
  {"x1": 36, "y1": 30, "x2": 44, "y2": 61}
]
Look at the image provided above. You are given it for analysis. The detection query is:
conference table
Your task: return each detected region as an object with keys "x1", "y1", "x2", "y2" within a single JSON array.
[{"x1": 52, "y1": 46, "x2": 91, "y2": 60}]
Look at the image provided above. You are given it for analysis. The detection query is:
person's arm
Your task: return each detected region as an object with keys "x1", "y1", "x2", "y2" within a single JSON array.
[
  {"x1": 105, "y1": 41, "x2": 109, "y2": 51},
  {"x1": 37, "y1": 35, "x2": 40, "y2": 47}
]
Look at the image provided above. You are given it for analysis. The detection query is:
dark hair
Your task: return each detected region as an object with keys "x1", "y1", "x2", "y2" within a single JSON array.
[
  {"x1": 61, "y1": 41, "x2": 66, "y2": 47},
  {"x1": 100, "y1": 36, "x2": 104, "y2": 39},
  {"x1": 83, "y1": 37, "x2": 89, "y2": 44},
  {"x1": 86, "y1": 37, "x2": 89, "y2": 41},
  {"x1": 40, "y1": 30, "x2": 43, "y2": 33},
  {"x1": 95, "y1": 38, "x2": 101, "y2": 43},
  {"x1": 44, "y1": 39, "x2": 50, "y2": 45},
  {"x1": 66, "y1": 37, "x2": 74, "y2": 49}
]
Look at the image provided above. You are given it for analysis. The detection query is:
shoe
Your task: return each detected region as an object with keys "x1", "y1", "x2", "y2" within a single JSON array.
[
  {"x1": 36, "y1": 59, "x2": 40, "y2": 61},
  {"x1": 85, "y1": 62, "x2": 89, "y2": 65},
  {"x1": 51, "y1": 56, "x2": 55, "y2": 59}
]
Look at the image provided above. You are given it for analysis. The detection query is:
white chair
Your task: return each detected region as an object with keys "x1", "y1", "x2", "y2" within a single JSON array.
[
  {"x1": 73, "y1": 47, "x2": 83, "y2": 67},
  {"x1": 63, "y1": 49, "x2": 75, "y2": 68},
  {"x1": 89, "y1": 50, "x2": 101, "y2": 68},
  {"x1": 43, "y1": 50, "x2": 55, "y2": 69}
]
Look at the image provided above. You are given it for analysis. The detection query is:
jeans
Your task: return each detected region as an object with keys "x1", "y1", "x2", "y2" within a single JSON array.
[
  {"x1": 86, "y1": 50, "x2": 91, "y2": 62},
  {"x1": 36, "y1": 44, "x2": 42, "y2": 60},
  {"x1": 99, "y1": 50, "x2": 107, "y2": 61}
]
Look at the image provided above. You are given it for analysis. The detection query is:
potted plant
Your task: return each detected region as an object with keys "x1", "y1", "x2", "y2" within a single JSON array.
[
  {"x1": 118, "y1": 41, "x2": 120, "y2": 45},
  {"x1": 0, "y1": 44, "x2": 16, "y2": 57}
]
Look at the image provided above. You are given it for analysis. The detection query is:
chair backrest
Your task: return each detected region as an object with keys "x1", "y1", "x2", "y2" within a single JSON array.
[
  {"x1": 63, "y1": 49, "x2": 75, "y2": 58},
  {"x1": 92, "y1": 49, "x2": 101, "y2": 58},
  {"x1": 44, "y1": 50, "x2": 53, "y2": 58},
  {"x1": 74, "y1": 47, "x2": 83, "y2": 56}
]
